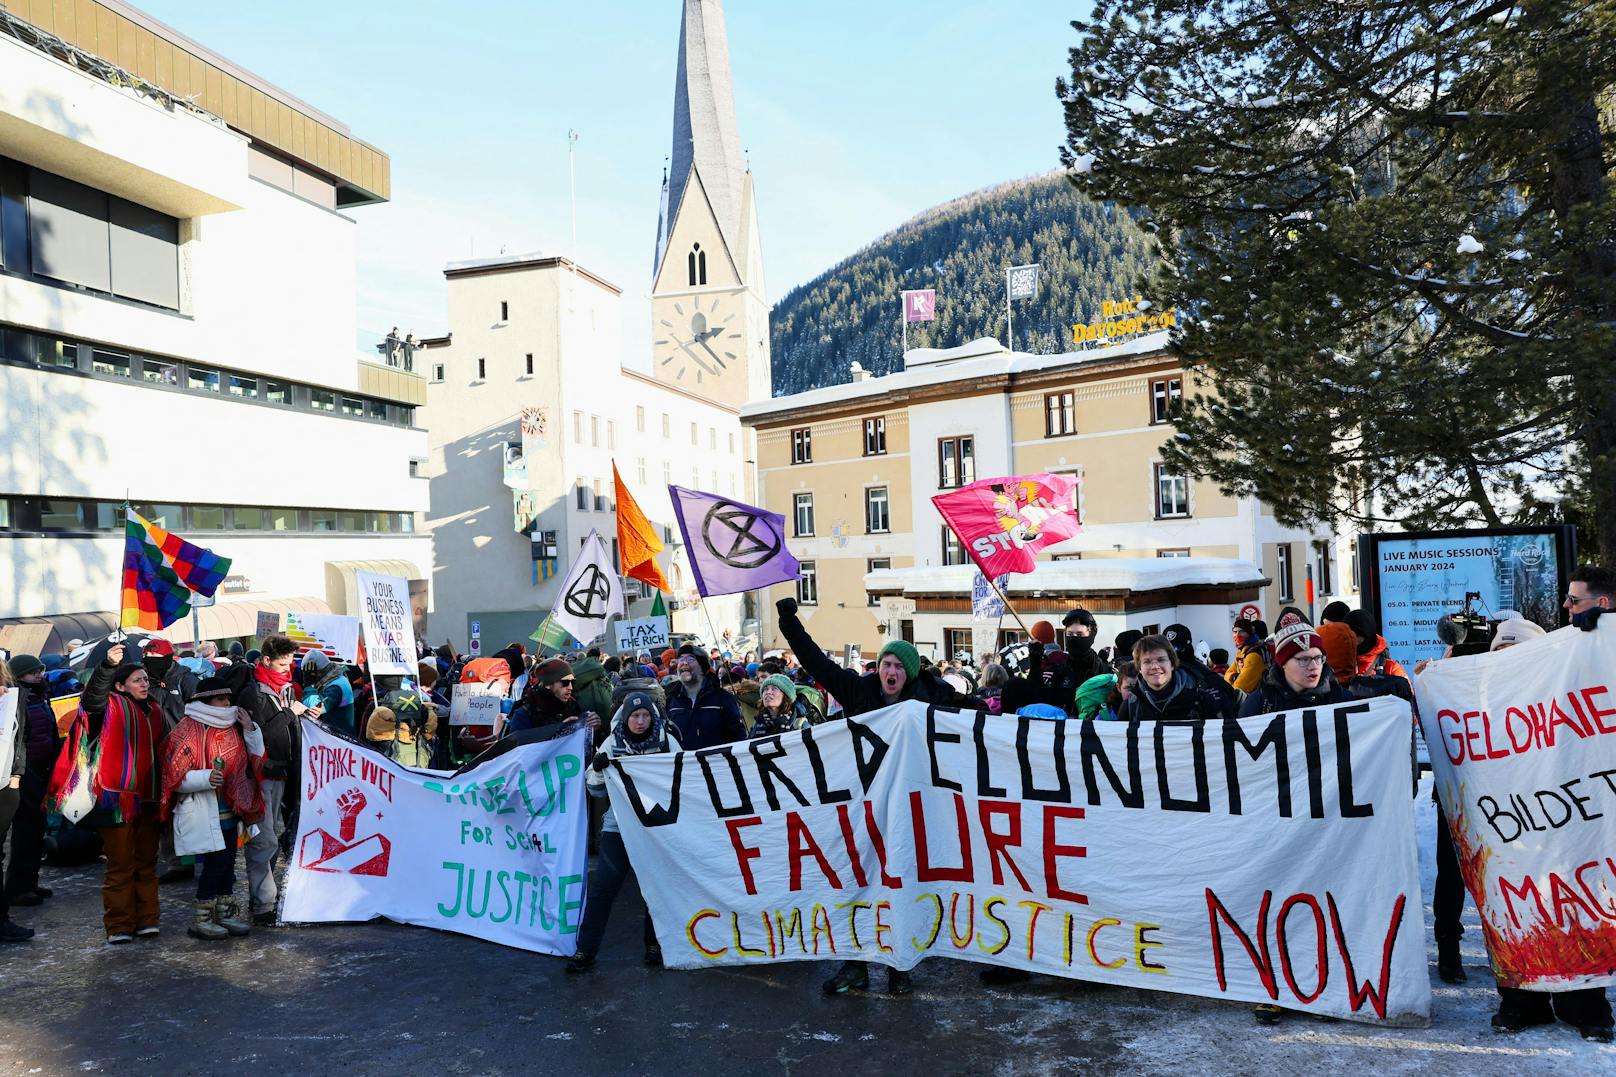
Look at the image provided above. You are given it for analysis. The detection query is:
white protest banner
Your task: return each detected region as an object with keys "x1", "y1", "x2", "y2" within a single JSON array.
[
  {"x1": 355, "y1": 570, "x2": 419, "y2": 675},
  {"x1": 450, "y1": 681, "x2": 505, "y2": 727},
  {"x1": 281, "y1": 719, "x2": 591, "y2": 954},
  {"x1": 615, "y1": 616, "x2": 670, "y2": 653},
  {"x1": 1414, "y1": 621, "x2": 1616, "y2": 990},
  {"x1": 611, "y1": 698, "x2": 1429, "y2": 1024}
]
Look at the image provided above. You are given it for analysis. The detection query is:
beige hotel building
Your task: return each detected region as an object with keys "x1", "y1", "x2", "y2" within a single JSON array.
[{"x1": 741, "y1": 333, "x2": 1357, "y2": 659}]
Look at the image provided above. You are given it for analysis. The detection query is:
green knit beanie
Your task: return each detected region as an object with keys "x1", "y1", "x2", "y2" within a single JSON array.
[
  {"x1": 878, "y1": 639, "x2": 921, "y2": 681},
  {"x1": 760, "y1": 673, "x2": 798, "y2": 703}
]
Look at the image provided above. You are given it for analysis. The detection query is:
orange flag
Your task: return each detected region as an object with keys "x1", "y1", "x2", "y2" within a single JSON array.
[{"x1": 614, "y1": 462, "x2": 671, "y2": 591}]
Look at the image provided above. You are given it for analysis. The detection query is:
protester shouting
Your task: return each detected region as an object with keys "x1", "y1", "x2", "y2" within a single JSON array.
[
  {"x1": 665, "y1": 652, "x2": 745, "y2": 750},
  {"x1": 160, "y1": 676, "x2": 264, "y2": 940},
  {"x1": 569, "y1": 691, "x2": 682, "y2": 973}
]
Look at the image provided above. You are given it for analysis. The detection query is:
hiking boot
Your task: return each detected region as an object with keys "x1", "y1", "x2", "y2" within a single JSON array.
[
  {"x1": 135, "y1": 925, "x2": 161, "y2": 939},
  {"x1": 106, "y1": 932, "x2": 134, "y2": 945},
  {"x1": 644, "y1": 943, "x2": 663, "y2": 967},
  {"x1": 159, "y1": 864, "x2": 195, "y2": 885},
  {"x1": 1578, "y1": 1025, "x2": 1614, "y2": 1044},
  {"x1": 1254, "y1": 1004, "x2": 1284, "y2": 1025},
  {"x1": 565, "y1": 954, "x2": 596, "y2": 974},
  {"x1": 187, "y1": 901, "x2": 228, "y2": 941},
  {"x1": 979, "y1": 967, "x2": 1031, "y2": 987},
  {"x1": 1491, "y1": 1007, "x2": 1554, "y2": 1033},
  {"x1": 213, "y1": 897, "x2": 251, "y2": 937},
  {"x1": 252, "y1": 909, "x2": 277, "y2": 928},
  {"x1": 887, "y1": 969, "x2": 914, "y2": 996},
  {"x1": 0, "y1": 919, "x2": 34, "y2": 943},
  {"x1": 822, "y1": 961, "x2": 869, "y2": 995},
  {"x1": 1436, "y1": 940, "x2": 1466, "y2": 984}
]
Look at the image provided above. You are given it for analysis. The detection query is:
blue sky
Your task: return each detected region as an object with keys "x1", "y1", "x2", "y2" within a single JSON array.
[{"x1": 137, "y1": 1, "x2": 1090, "y2": 359}]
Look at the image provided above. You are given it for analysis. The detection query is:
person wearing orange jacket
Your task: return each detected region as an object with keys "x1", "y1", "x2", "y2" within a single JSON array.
[
  {"x1": 1345, "y1": 609, "x2": 1410, "y2": 682},
  {"x1": 1223, "y1": 618, "x2": 1267, "y2": 694}
]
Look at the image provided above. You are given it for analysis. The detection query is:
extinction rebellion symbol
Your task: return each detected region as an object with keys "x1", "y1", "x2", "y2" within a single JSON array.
[
  {"x1": 702, "y1": 500, "x2": 781, "y2": 569},
  {"x1": 564, "y1": 564, "x2": 612, "y2": 618}
]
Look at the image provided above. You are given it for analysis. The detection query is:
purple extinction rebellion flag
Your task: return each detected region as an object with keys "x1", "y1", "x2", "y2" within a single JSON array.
[{"x1": 668, "y1": 485, "x2": 802, "y2": 598}]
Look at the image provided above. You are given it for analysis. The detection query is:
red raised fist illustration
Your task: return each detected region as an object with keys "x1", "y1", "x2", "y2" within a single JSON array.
[{"x1": 336, "y1": 788, "x2": 368, "y2": 842}]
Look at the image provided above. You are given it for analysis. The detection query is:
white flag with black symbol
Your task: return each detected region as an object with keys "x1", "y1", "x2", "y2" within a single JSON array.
[{"x1": 550, "y1": 529, "x2": 623, "y2": 645}]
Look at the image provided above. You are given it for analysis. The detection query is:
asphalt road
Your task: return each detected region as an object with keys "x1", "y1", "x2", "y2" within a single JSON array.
[{"x1": 1, "y1": 785, "x2": 1612, "y2": 1076}]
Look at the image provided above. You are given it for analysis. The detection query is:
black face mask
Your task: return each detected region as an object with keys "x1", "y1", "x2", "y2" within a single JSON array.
[
  {"x1": 143, "y1": 655, "x2": 173, "y2": 685},
  {"x1": 1066, "y1": 633, "x2": 1094, "y2": 653}
]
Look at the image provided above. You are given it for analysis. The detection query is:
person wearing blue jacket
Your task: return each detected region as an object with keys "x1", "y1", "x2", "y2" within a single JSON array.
[
  {"x1": 300, "y1": 651, "x2": 356, "y2": 735},
  {"x1": 664, "y1": 653, "x2": 744, "y2": 750}
]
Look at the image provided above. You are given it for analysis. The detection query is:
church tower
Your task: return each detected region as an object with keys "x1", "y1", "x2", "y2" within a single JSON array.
[{"x1": 650, "y1": 0, "x2": 770, "y2": 408}]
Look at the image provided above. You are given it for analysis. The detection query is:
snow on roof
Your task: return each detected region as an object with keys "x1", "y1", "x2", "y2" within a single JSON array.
[
  {"x1": 445, "y1": 250, "x2": 548, "y2": 272},
  {"x1": 864, "y1": 557, "x2": 1266, "y2": 595},
  {"x1": 740, "y1": 331, "x2": 1172, "y2": 419}
]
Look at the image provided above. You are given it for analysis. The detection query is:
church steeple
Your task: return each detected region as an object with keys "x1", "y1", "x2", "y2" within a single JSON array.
[{"x1": 664, "y1": 0, "x2": 745, "y2": 273}]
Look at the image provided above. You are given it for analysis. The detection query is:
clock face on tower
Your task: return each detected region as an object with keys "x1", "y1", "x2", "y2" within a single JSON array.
[{"x1": 654, "y1": 293, "x2": 745, "y2": 388}]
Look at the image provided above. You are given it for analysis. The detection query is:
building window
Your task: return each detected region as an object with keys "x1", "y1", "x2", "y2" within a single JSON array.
[
  {"x1": 865, "y1": 486, "x2": 890, "y2": 534},
  {"x1": 709, "y1": 427, "x2": 717, "y2": 450},
  {"x1": 188, "y1": 366, "x2": 221, "y2": 393},
  {"x1": 863, "y1": 416, "x2": 887, "y2": 456},
  {"x1": 228, "y1": 375, "x2": 258, "y2": 399},
  {"x1": 576, "y1": 483, "x2": 590, "y2": 511},
  {"x1": 690, "y1": 421, "x2": 699, "y2": 446},
  {"x1": 1277, "y1": 543, "x2": 1295, "y2": 602},
  {"x1": 728, "y1": 432, "x2": 735, "y2": 453},
  {"x1": 574, "y1": 411, "x2": 584, "y2": 444},
  {"x1": 264, "y1": 381, "x2": 291, "y2": 405},
  {"x1": 592, "y1": 416, "x2": 601, "y2": 447},
  {"x1": 432, "y1": 364, "x2": 445, "y2": 383},
  {"x1": 20, "y1": 163, "x2": 181, "y2": 310},
  {"x1": 524, "y1": 353, "x2": 534, "y2": 376},
  {"x1": 141, "y1": 358, "x2": 178, "y2": 385},
  {"x1": 1153, "y1": 463, "x2": 1190, "y2": 518},
  {"x1": 637, "y1": 457, "x2": 647, "y2": 485},
  {"x1": 341, "y1": 396, "x2": 364, "y2": 416},
  {"x1": 91, "y1": 349, "x2": 130, "y2": 377},
  {"x1": 866, "y1": 558, "x2": 891, "y2": 606},
  {"x1": 942, "y1": 526, "x2": 969, "y2": 566},
  {"x1": 594, "y1": 479, "x2": 607, "y2": 513},
  {"x1": 1157, "y1": 548, "x2": 1191, "y2": 558},
  {"x1": 1315, "y1": 540, "x2": 1335, "y2": 595},
  {"x1": 791, "y1": 428, "x2": 812, "y2": 464},
  {"x1": 310, "y1": 389, "x2": 336, "y2": 412},
  {"x1": 500, "y1": 301, "x2": 509, "y2": 322},
  {"x1": 1350, "y1": 538, "x2": 1361, "y2": 591},
  {"x1": 797, "y1": 561, "x2": 818, "y2": 605},
  {"x1": 944, "y1": 628, "x2": 975, "y2": 659},
  {"x1": 793, "y1": 493, "x2": 815, "y2": 537},
  {"x1": 476, "y1": 358, "x2": 486, "y2": 381},
  {"x1": 661, "y1": 413, "x2": 671, "y2": 438},
  {"x1": 938, "y1": 436, "x2": 975, "y2": 489},
  {"x1": 1045, "y1": 391, "x2": 1075, "y2": 436},
  {"x1": 663, "y1": 460, "x2": 672, "y2": 484},
  {"x1": 636, "y1": 406, "x2": 646, "y2": 432},
  {"x1": 1150, "y1": 377, "x2": 1183, "y2": 425},
  {"x1": 688, "y1": 243, "x2": 707, "y2": 287}
]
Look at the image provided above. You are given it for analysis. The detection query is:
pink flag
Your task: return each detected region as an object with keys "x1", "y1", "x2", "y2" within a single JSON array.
[
  {"x1": 903, "y1": 289, "x2": 936, "y2": 323},
  {"x1": 932, "y1": 474, "x2": 1083, "y2": 577}
]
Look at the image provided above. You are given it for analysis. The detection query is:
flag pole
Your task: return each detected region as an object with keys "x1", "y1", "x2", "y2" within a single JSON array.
[
  {"x1": 697, "y1": 595, "x2": 724, "y2": 656},
  {"x1": 984, "y1": 573, "x2": 1032, "y2": 637}
]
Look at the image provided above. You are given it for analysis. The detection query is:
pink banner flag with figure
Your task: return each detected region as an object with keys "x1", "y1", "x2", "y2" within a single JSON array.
[
  {"x1": 932, "y1": 473, "x2": 1082, "y2": 577},
  {"x1": 903, "y1": 289, "x2": 936, "y2": 323}
]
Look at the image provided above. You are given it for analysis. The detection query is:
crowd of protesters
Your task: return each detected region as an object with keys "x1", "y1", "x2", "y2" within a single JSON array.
[{"x1": 0, "y1": 571, "x2": 1611, "y2": 1043}]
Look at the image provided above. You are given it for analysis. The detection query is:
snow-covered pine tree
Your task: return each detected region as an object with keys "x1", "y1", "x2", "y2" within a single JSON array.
[{"x1": 1061, "y1": 1, "x2": 1616, "y2": 555}]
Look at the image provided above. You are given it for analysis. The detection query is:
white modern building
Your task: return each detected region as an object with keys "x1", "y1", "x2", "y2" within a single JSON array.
[
  {"x1": 0, "y1": 2, "x2": 430, "y2": 653},
  {"x1": 419, "y1": 0, "x2": 768, "y2": 653}
]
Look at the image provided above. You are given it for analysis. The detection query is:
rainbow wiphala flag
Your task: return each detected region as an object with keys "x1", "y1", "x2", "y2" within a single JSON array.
[{"x1": 121, "y1": 508, "x2": 232, "y2": 629}]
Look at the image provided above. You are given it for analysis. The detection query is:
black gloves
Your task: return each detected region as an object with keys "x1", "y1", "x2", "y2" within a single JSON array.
[
  {"x1": 776, "y1": 596, "x2": 798, "y2": 617},
  {"x1": 591, "y1": 751, "x2": 610, "y2": 773},
  {"x1": 1574, "y1": 607, "x2": 1606, "y2": 632}
]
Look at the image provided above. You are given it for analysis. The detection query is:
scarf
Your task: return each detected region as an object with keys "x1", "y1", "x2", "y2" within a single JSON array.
[
  {"x1": 184, "y1": 700, "x2": 243, "y2": 729},
  {"x1": 254, "y1": 662, "x2": 294, "y2": 695},
  {"x1": 750, "y1": 708, "x2": 799, "y2": 738},
  {"x1": 92, "y1": 691, "x2": 167, "y2": 818},
  {"x1": 160, "y1": 713, "x2": 263, "y2": 823}
]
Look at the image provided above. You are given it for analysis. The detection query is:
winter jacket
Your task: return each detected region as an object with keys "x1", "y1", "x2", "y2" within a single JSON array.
[
  {"x1": 366, "y1": 704, "x2": 439, "y2": 768},
  {"x1": 666, "y1": 674, "x2": 746, "y2": 749},
  {"x1": 240, "y1": 675, "x2": 298, "y2": 782},
  {"x1": 611, "y1": 677, "x2": 667, "y2": 715},
  {"x1": 1318, "y1": 623, "x2": 1360, "y2": 684},
  {"x1": 586, "y1": 703, "x2": 681, "y2": 833},
  {"x1": 1002, "y1": 640, "x2": 1102, "y2": 717},
  {"x1": 1238, "y1": 666, "x2": 1353, "y2": 717},
  {"x1": 570, "y1": 657, "x2": 614, "y2": 720},
  {"x1": 507, "y1": 686, "x2": 579, "y2": 734},
  {"x1": 1180, "y1": 655, "x2": 1241, "y2": 719},
  {"x1": 749, "y1": 705, "x2": 810, "y2": 738},
  {"x1": 729, "y1": 679, "x2": 762, "y2": 728},
  {"x1": 1225, "y1": 642, "x2": 1267, "y2": 694},
  {"x1": 777, "y1": 608, "x2": 965, "y2": 718},
  {"x1": 1355, "y1": 636, "x2": 1409, "y2": 683},
  {"x1": 76, "y1": 663, "x2": 167, "y2": 819},
  {"x1": 19, "y1": 681, "x2": 58, "y2": 774},
  {"x1": 308, "y1": 670, "x2": 357, "y2": 735},
  {"x1": 1119, "y1": 669, "x2": 1229, "y2": 723},
  {"x1": 2, "y1": 686, "x2": 23, "y2": 783}
]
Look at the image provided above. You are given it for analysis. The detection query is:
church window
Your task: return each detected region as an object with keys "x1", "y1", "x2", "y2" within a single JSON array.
[{"x1": 688, "y1": 243, "x2": 707, "y2": 286}]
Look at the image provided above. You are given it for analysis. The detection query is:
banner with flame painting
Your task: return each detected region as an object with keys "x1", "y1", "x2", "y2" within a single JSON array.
[
  {"x1": 284, "y1": 612, "x2": 360, "y2": 663},
  {"x1": 1415, "y1": 621, "x2": 1616, "y2": 990}
]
